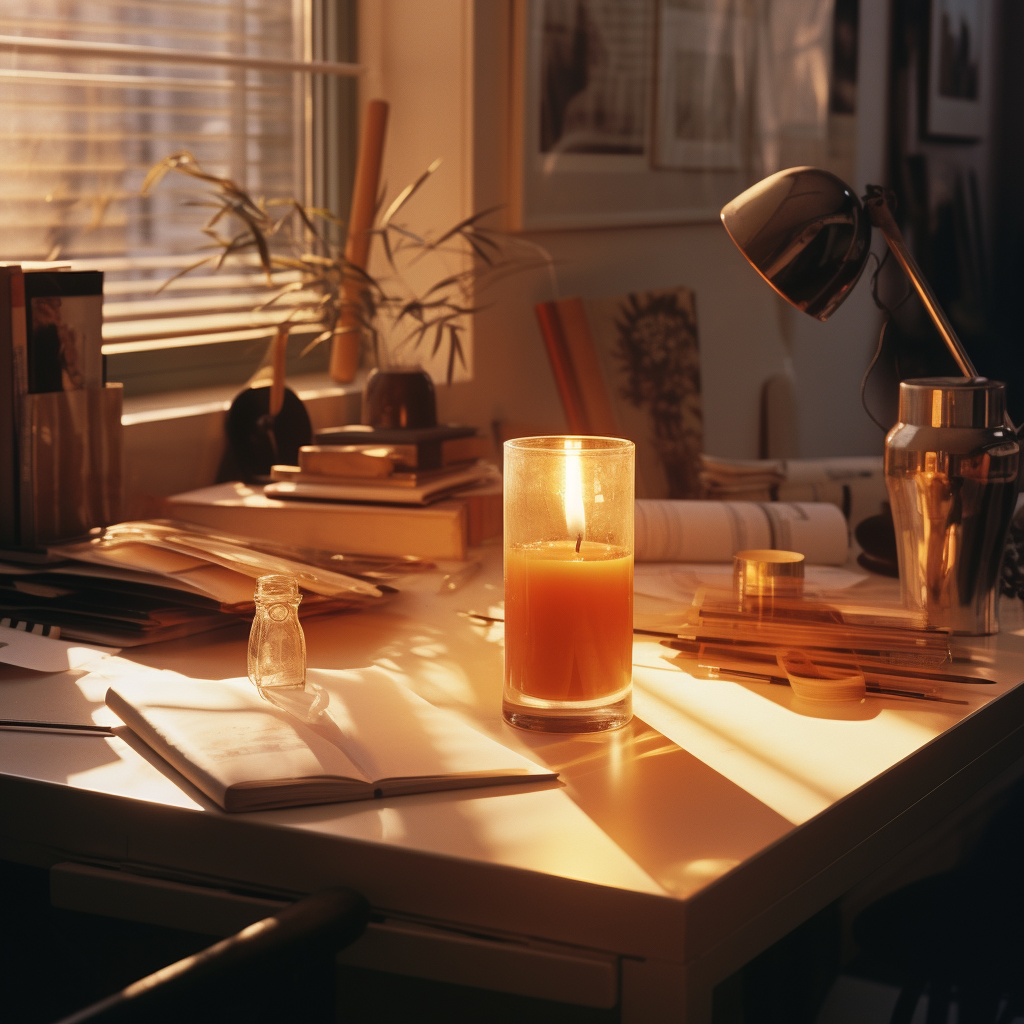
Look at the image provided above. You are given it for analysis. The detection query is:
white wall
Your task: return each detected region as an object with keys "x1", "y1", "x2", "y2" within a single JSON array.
[{"x1": 362, "y1": 0, "x2": 893, "y2": 458}]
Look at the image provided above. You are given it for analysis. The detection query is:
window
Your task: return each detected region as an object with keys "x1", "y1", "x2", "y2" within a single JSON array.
[{"x1": 0, "y1": 0, "x2": 356, "y2": 396}]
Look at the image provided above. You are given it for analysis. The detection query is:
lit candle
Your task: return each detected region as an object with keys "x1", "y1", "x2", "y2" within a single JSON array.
[{"x1": 502, "y1": 436, "x2": 634, "y2": 732}]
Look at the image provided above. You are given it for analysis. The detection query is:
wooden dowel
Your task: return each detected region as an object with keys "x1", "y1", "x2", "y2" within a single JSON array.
[
  {"x1": 330, "y1": 99, "x2": 389, "y2": 382},
  {"x1": 269, "y1": 324, "x2": 288, "y2": 418}
]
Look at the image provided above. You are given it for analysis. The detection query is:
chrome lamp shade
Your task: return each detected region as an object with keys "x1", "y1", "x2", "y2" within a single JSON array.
[{"x1": 721, "y1": 167, "x2": 871, "y2": 321}]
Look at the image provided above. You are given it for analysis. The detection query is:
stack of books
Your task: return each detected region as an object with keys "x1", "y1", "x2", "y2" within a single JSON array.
[
  {"x1": 2, "y1": 264, "x2": 119, "y2": 551},
  {"x1": 266, "y1": 424, "x2": 494, "y2": 506},
  {"x1": 166, "y1": 425, "x2": 502, "y2": 561}
]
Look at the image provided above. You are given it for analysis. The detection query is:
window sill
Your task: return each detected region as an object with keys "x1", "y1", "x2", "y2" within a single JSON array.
[{"x1": 121, "y1": 371, "x2": 366, "y2": 426}]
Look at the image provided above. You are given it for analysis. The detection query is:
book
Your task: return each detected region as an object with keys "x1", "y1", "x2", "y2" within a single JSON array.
[
  {"x1": 264, "y1": 464, "x2": 493, "y2": 506},
  {"x1": 18, "y1": 384, "x2": 124, "y2": 547},
  {"x1": 313, "y1": 425, "x2": 483, "y2": 471},
  {"x1": 298, "y1": 445, "x2": 396, "y2": 478},
  {"x1": 23, "y1": 270, "x2": 104, "y2": 393},
  {"x1": 300, "y1": 437, "x2": 491, "y2": 475},
  {"x1": 271, "y1": 462, "x2": 481, "y2": 488},
  {"x1": 0, "y1": 266, "x2": 27, "y2": 546},
  {"x1": 533, "y1": 301, "x2": 589, "y2": 433},
  {"x1": 634, "y1": 499, "x2": 849, "y2": 565},
  {"x1": 535, "y1": 289, "x2": 704, "y2": 500},
  {"x1": 104, "y1": 669, "x2": 556, "y2": 812},
  {"x1": 317, "y1": 423, "x2": 477, "y2": 444},
  {"x1": 165, "y1": 482, "x2": 471, "y2": 559}
]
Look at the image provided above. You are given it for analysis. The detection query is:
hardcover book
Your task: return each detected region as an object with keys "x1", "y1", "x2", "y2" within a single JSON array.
[
  {"x1": 23, "y1": 270, "x2": 104, "y2": 393},
  {"x1": 535, "y1": 288, "x2": 704, "y2": 499}
]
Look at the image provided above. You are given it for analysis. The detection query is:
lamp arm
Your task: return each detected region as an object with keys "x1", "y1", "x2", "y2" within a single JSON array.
[{"x1": 862, "y1": 185, "x2": 978, "y2": 379}]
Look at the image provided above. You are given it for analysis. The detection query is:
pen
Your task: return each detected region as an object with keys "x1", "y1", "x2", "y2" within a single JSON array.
[
  {"x1": 459, "y1": 612, "x2": 679, "y2": 640},
  {"x1": 0, "y1": 719, "x2": 115, "y2": 736},
  {"x1": 661, "y1": 638, "x2": 994, "y2": 686}
]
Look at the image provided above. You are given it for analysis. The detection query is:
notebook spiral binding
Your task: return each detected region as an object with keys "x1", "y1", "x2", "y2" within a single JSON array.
[{"x1": 0, "y1": 617, "x2": 60, "y2": 638}]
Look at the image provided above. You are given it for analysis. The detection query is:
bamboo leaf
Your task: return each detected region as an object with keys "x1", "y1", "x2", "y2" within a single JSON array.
[
  {"x1": 299, "y1": 330, "x2": 335, "y2": 358},
  {"x1": 446, "y1": 326, "x2": 458, "y2": 384},
  {"x1": 426, "y1": 205, "x2": 503, "y2": 250},
  {"x1": 381, "y1": 157, "x2": 442, "y2": 226},
  {"x1": 430, "y1": 321, "x2": 445, "y2": 357},
  {"x1": 464, "y1": 234, "x2": 495, "y2": 265},
  {"x1": 153, "y1": 255, "x2": 215, "y2": 293}
]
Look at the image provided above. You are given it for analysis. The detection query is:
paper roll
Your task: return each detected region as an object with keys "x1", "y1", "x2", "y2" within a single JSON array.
[{"x1": 635, "y1": 500, "x2": 849, "y2": 564}]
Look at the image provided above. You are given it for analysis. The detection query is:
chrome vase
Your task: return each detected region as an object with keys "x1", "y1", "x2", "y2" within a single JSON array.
[{"x1": 886, "y1": 378, "x2": 1019, "y2": 635}]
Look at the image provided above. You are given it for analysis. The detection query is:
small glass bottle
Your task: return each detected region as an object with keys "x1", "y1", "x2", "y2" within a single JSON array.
[{"x1": 248, "y1": 574, "x2": 306, "y2": 691}]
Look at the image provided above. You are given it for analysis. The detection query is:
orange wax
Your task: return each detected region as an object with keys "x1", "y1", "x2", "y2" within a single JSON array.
[{"x1": 504, "y1": 541, "x2": 633, "y2": 702}]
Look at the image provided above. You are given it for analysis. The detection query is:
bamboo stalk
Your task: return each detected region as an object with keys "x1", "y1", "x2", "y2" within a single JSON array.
[
  {"x1": 269, "y1": 325, "x2": 288, "y2": 419},
  {"x1": 330, "y1": 99, "x2": 389, "y2": 382}
]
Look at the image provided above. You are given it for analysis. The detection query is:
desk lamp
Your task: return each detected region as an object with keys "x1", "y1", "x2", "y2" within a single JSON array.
[
  {"x1": 720, "y1": 166, "x2": 1019, "y2": 635},
  {"x1": 720, "y1": 166, "x2": 977, "y2": 375}
]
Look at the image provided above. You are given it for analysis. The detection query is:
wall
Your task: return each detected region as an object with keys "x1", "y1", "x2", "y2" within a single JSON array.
[{"x1": 362, "y1": 0, "x2": 893, "y2": 459}]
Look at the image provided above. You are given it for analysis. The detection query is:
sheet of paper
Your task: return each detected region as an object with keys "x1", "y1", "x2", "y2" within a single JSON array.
[
  {"x1": 0, "y1": 625, "x2": 119, "y2": 672},
  {"x1": 305, "y1": 666, "x2": 552, "y2": 782}
]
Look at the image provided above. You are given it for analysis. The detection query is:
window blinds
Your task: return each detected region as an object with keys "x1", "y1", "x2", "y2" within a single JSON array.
[{"x1": 0, "y1": 0, "x2": 357, "y2": 394}]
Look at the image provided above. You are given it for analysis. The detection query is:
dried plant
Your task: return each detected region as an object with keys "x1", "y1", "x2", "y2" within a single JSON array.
[{"x1": 142, "y1": 152, "x2": 535, "y2": 382}]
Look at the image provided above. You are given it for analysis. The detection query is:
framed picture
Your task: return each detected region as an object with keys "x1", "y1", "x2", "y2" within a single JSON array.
[
  {"x1": 924, "y1": 0, "x2": 990, "y2": 139},
  {"x1": 653, "y1": 1, "x2": 749, "y2": 170},
  {"x1": 509, "y1": 0, "x2": 752, "y2": 231}
]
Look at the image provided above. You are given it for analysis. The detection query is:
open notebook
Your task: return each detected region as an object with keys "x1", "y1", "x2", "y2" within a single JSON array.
[{"x1": 105, "y1": 668, "x2": 556, "y2": 812}]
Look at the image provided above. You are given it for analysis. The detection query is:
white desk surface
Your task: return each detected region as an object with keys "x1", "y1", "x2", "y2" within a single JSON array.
[{"x1": 4, "y1": 546, "x2": 1024, "y2": 1017}]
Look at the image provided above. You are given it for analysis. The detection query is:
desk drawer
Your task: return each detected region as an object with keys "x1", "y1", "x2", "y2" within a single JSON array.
[
  {"x1": 340, "y1": 918, "x2": 619, "y2": 1009},
  {"x1": 50, "y1": 862, "x2": 619, "y2": 1009},
  {"x1": 50, "y1": 862, "x2": 289, "y2": 937}
]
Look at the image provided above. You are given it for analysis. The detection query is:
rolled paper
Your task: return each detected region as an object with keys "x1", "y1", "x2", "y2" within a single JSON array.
[{"x1": 634, "y1": 500, "x2": 848, "y2": 564}]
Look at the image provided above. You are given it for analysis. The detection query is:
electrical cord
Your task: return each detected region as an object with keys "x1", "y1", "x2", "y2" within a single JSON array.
[{"x1": 860, "y1": 247, "x2": 914, "y2": 432}]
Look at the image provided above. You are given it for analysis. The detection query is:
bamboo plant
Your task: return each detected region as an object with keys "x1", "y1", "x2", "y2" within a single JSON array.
[{"x1": 141, "y1": 152, "x2": 533, "y2": 383}]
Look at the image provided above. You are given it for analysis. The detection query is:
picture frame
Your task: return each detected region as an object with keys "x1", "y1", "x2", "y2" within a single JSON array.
[
  {"x1": 924, "y1": 0, "x2": 990, "y2": 139},
  {"x1": 509, "y1": 0, "x2": 751, "y2": 231},
  {"x1": 652, "y1": 1, "x2": 749, "y2": 171}
]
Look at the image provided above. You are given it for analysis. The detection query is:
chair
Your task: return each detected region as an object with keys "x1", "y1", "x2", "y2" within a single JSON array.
[{"x1": 54, "y1": 887, "x2": 369, "y2": 1024}]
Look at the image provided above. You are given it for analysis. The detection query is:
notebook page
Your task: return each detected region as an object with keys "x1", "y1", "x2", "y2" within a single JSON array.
[
  {"x1": 105, "y1": 673, "x2": 367, "y2": 806},
  {"x1": 308, "y1": 667, "x2": 553, "y2": 785}
]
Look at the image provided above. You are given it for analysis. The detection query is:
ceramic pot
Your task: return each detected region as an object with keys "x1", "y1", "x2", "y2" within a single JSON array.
[{"x1": 362, "y1": 367, "x2": 437, "y2": 429}]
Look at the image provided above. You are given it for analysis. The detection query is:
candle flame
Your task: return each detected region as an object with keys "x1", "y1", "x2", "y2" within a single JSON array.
[{"x1": 563, "y1": 439, "x2": 585, "y2": 546}]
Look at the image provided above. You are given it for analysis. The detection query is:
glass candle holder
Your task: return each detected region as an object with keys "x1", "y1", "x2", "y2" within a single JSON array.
[{"x1": 503, "y1": 436, "x2": 634, "y2": 732}]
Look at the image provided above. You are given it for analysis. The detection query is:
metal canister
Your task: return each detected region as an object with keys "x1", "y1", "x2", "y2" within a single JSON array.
[{"x1": 885, "y1": 378, "x2": 1019, "y2": 634}]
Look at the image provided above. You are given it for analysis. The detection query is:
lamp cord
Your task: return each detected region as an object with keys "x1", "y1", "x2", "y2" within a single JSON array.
[{"x1": 860, "y1": 248, "x2": 914, "y2": 432}]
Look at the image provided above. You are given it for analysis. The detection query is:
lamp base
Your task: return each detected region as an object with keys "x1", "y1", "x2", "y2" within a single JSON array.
[{"x1": 502, "y1": 690, "x2": 631, "y2": 733}]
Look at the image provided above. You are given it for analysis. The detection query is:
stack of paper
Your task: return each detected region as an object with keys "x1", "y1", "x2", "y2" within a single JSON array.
[
  {"x1": 0, "y1": 519, "x2": 391, "y2": 646},
  {"x1": 700, "y1": 455, "x2": 888, "y2": 528}
]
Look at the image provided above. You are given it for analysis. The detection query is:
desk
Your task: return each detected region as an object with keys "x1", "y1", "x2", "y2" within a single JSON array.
[{"x1": 3, "y1": 547, "x2": 1024, "y2": 1022}]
